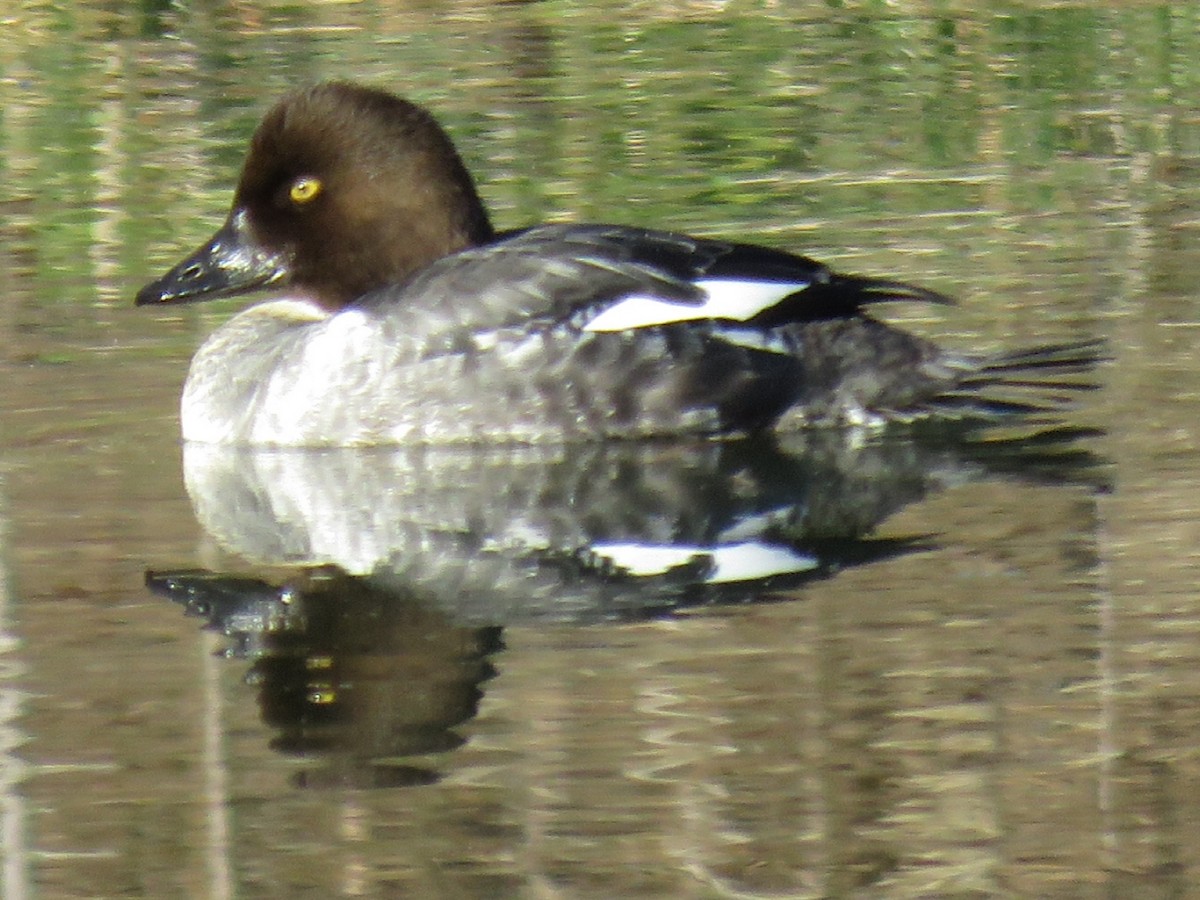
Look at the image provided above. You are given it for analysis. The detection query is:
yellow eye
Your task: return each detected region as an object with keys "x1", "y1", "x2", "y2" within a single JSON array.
[{"x1": 289, "y1": 176, "x2": 322, "y2": 205}]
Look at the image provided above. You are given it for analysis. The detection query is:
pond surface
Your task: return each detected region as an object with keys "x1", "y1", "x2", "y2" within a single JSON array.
[{"x1": 3, "y1": 3, "x2": 1200, "y2": 898}]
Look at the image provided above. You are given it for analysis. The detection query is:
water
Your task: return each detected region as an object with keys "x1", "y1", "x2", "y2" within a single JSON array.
[{"x1": 3, "y1": 3, "x2": 1200, "y2": 897}]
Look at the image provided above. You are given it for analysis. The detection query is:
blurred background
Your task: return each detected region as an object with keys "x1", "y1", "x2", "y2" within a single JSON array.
[{"x1": 2, "y1": 2, "x2": 1199, "y2": 897}]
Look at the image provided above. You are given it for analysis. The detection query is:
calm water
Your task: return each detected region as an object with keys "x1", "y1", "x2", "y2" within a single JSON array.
[{"x1": 3, "y1": 3, "x2": 1200, "y2": 898}]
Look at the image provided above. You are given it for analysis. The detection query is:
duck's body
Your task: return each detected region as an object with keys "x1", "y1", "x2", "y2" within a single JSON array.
[
  {"x1": 180, "y1": 224, "x2": 970, "y2": 445},
  {"x1": 138, "y1": 83, "x2": 1096, "y2": 446}
]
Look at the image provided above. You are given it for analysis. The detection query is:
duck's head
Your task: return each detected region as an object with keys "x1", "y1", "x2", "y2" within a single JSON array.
[{"x1": 136, "y1": 82, "x2": 495, "y2": 311}]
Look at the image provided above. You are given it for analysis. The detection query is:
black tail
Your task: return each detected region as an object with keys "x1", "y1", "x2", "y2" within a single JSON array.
[
  {"x1": 757, "y1": 273, "x2": 956, "y2": 325},
  {"x1": 845, "y1": 274, "x2": 957, "y2": 308},
  {"x1": 931, "y1": 339, "x2": 1107, "y2": 421}
]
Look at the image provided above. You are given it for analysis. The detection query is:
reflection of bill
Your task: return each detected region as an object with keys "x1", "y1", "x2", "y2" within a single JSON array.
[{"x1": 147, "y1": 567, "x2": 500, "y2": 789}]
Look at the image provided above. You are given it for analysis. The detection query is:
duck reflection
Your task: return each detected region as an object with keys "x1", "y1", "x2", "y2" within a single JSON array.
[
  {"x1": 148, "y1": 568, "x2": 501, "y2": 788},
  {"x1": 148, "y1": 428, "x2": 1102, "y2": 786}
]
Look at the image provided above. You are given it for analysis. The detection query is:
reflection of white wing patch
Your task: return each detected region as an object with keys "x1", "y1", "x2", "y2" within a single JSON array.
[
  {"x1": 583, "y1": 278, "x2": 808, "y2": 332},
  {"x1": 711, "y1": 328, "x2": 791, "y2": 355},
  {"x1": 589, "y1": 541, "x2": 817, "y2": 584}
]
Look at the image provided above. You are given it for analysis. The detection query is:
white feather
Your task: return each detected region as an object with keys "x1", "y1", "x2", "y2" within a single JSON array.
[
  {"x1": 711, "y1": 327, "x2": 791, "y2": 355},
  {"x1": 589, "y1": 540, "x2": 817, "y2": 583},
  {"x1": 583, "y1": 278, "x2": 808, "y2": 332},
  {"x1": 708, "y1": 543, "x2": 817, "y2": 583}
]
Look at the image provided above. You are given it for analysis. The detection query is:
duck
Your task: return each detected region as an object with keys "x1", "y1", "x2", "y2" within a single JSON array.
[{"x1": 136, "y1": 81, "x2": 1098, "y2": 446}]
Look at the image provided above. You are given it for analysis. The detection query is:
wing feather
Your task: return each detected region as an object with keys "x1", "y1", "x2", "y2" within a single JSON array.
[{"x1": 361, "y1": 223, "x2": 951, "y2": 344}]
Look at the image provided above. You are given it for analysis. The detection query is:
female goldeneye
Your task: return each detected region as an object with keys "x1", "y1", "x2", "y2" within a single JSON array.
[{"x1": 137, "y1": 82, "x2": 1097, "y2": 446}]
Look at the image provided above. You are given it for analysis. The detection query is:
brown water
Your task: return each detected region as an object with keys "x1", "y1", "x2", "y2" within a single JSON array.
[{"x1": 3, "y1": 3, "x2": 1200, "y2": 898}]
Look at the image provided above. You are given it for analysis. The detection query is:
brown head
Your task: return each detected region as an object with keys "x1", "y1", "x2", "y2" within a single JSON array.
[{"x1": 137, "y1": 82, "x2": 495, "y2": 310}]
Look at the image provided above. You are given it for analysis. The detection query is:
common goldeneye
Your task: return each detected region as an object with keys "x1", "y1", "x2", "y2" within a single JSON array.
[{"x1": 136, "y1": 82, "x2": 1098, "y2": 446}]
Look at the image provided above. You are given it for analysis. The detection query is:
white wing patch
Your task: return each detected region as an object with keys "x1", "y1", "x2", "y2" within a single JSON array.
[
  {"x1": 711, "y1": 327, "x2": 791, "y2": 355},
  {"x1": 589, "y1": 540, "x2": 817, "y2": 584},
  {"x1": 582, "y1": 278, "x2": 809, "y2": 332}
]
